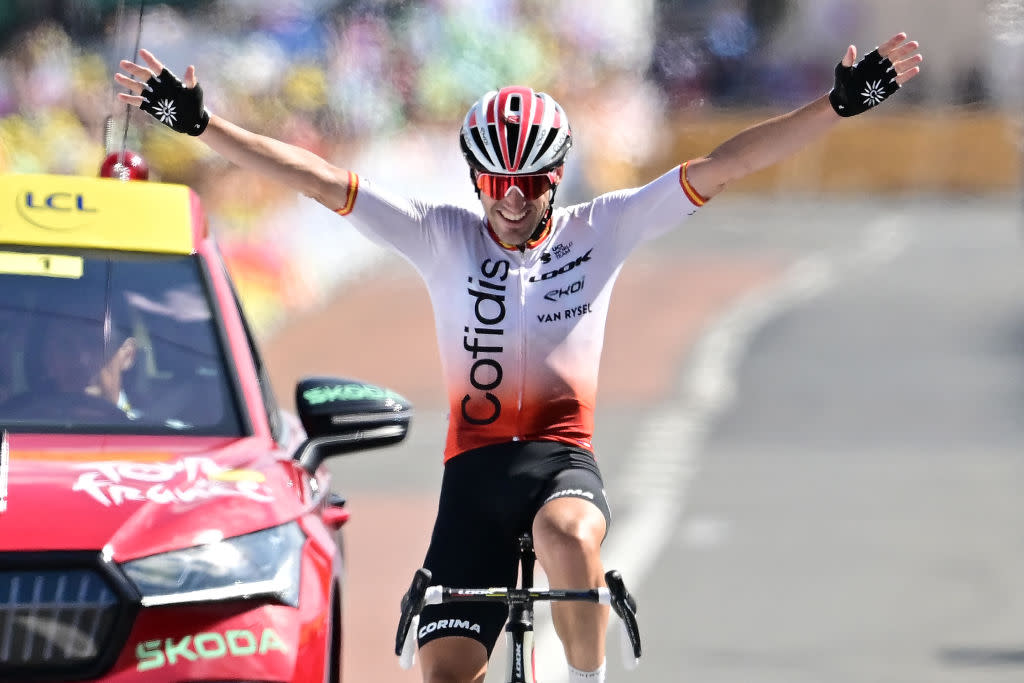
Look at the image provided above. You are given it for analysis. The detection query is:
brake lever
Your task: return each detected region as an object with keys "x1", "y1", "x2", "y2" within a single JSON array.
[
  {"x1": 395, "y1": 567, "x2": 432, "y2": 656},
  {"x1": 605, "y1": 569, "x2": 641, "y2": 662}
]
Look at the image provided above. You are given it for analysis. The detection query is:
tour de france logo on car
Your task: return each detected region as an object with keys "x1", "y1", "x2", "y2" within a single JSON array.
[{"x1": 71, "y1": 457, "x2": 275, "y2": 508}]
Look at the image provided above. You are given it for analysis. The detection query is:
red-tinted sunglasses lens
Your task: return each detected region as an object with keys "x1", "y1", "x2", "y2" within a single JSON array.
[{"x1": 476, "y1": 173, "x2": 553, "y2": 200}]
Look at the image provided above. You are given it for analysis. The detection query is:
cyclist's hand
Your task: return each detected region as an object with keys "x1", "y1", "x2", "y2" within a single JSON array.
[
  {"x1": 829, "y1": 32, "x2": 922, "y2": 117},
  {"x1": 115, "y1": 48, "x2": 210, "y2": 136}
]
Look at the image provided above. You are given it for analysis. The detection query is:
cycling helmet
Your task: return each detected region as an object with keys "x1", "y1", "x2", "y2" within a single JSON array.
[{"x1": 460, "y1": 86, "x2": 572, "y2": 175}]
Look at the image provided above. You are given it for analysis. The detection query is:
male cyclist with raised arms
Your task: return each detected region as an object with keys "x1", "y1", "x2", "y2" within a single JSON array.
[{"x1": 117, "y1": 32, "x2": 922, "y2": 683}]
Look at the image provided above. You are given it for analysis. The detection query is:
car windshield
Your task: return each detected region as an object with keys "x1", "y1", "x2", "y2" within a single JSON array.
[{"x1": 0, "y1": 249, "x2": 244, "y2": 435}]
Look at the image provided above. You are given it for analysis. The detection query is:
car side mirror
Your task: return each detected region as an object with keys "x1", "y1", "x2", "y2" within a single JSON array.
[{"x1": 292, "y1": 377, "x2": 413, "y2": 474}]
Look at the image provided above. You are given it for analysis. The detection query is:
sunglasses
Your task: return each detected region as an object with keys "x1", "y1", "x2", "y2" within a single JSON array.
[{"x1": 475, "y1": 171, "x2": 559, "y2": 200}]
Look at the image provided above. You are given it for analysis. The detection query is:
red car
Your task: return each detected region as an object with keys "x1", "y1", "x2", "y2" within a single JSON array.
[{"x1": 0, "y1": 171, "x2": 412, "y2": 682}]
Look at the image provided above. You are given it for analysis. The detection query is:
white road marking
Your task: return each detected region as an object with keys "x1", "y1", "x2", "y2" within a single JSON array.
[{"x1": 531, "y1": 216, "x2": 913, "y2": 681}]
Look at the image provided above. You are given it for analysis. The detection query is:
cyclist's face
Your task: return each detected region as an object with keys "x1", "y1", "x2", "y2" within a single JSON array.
[{"x1": 480, "y1": 184, "x2": 552, "y2": 247}]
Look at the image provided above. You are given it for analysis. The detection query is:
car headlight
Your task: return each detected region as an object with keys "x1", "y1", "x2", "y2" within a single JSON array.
[{"x1": 121, "y1": 522, "x2": 306, "y2": 607}]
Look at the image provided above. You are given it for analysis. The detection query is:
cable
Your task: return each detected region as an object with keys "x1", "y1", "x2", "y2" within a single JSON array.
[{"x1": 118, "y1": 0, "x2": 146, "y2": 173}]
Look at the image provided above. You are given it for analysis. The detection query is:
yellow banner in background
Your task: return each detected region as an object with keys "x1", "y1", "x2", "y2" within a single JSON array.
[{"x1": 0, "y1": 174, "x2": 197, "y2": 254}]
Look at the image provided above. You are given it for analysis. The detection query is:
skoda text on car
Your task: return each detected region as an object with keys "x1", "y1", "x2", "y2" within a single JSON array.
[{"x1": 0, "y1": 171, "x2": 412, "y2": 682}]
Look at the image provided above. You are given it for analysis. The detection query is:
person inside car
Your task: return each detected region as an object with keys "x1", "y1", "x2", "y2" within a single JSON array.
[
  {"x1": 116, "y1": 32, "x2": 922, "y2": 683},
  {"x1": 3, "y1": 315, "x2": 139, "y2": 421}
]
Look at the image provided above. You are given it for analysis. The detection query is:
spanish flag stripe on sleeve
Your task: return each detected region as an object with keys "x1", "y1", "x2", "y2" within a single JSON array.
[
  {"x1": 334, "y1": 171, "x2": 359, "y2": 216},
  {"x1": 679, "y1": 160, "x2": 708, "y2": 207}
]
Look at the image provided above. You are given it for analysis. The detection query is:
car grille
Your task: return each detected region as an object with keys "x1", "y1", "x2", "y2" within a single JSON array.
[
  {"x1": 0, "y1": 568, "x2": 118, "y2": 667},
  {"x1": 0, "y1": 553, "x2": 138, "y2": 681}
]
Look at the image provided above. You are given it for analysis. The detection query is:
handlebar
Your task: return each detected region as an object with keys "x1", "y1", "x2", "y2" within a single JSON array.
[{"x1": 395, "y1": 567, "x2": 641, "y2": 669}]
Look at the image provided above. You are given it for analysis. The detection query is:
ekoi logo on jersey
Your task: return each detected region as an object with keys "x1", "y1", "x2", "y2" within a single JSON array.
[{"x1": 461, "y1": 258, "x2": 510, "y2": 425}]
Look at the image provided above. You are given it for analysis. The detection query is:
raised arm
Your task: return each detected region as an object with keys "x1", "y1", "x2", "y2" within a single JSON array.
[
  {"x1": 115, "y1": 49, "x2": 352, "y2": 210},
  {"x1": 685, "y1": 33, "x2": 923, "y2": 200}
]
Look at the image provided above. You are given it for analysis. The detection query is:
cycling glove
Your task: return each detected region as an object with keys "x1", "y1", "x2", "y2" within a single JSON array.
[
  {"x1": 829, "y1": 49, "x2": 899, "y2": 117},
  {"x1": 139, "y1": 68, "x2": 210, "y2": 136}
]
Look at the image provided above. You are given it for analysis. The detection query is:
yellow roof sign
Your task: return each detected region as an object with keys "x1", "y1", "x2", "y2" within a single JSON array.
[{"x1": 0, "y1": 174, "x2": 199, "y2": 254}]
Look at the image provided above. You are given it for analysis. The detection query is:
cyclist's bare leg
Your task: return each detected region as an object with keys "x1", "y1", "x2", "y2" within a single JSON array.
[
  {"x1": 532, "y1": 497, "x2": 609, "y2": 672},
  {"x1": 419, "y1": 636, "x2": 488, "y2": 683}
]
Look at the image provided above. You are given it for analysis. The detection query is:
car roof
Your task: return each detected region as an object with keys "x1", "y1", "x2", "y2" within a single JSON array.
[{"x1": 0, "y1": 174, "x2": 206, "y2": 254}]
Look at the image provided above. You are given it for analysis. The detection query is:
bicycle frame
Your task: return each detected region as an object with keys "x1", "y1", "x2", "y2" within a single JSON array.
[{"x1": 396, "y1": 533, "x2": 640, "y2": 683}]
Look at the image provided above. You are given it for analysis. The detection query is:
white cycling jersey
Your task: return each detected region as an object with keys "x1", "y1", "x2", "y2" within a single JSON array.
[{"x1": 336, "y1": 164, "x2": 704, "y2": 461}]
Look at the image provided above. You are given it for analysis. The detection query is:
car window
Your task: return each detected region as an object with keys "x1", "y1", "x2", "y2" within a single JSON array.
[{"x1": 0, "y1": 249, "x2": 244, "y2": 435}]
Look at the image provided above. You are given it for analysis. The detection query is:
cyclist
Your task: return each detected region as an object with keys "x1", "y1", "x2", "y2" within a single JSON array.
[{"x1": 116, "y1": 32, "x2": 922, "y2": 683}]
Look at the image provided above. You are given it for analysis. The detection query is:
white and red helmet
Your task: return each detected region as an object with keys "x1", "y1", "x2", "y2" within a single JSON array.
[{"x1": 460, "y1": 86, "x2": 572, "y2": 175}]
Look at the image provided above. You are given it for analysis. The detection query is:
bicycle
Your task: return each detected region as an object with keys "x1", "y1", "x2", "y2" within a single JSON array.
[{"x1": 395, "y1": 532, "x2": 641, "y2": 682}]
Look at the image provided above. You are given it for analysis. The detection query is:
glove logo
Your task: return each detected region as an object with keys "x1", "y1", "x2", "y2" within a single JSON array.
[
  {"x1": 153, "y1": 99, "x2": 178, "y2": 126},
  {"x1": 860, "y1": 80, "x2": 886, "y2": 107}
]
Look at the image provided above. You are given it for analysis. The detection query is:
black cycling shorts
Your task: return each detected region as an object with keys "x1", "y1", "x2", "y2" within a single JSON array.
[{"x1": 416, "y1": 440, "x2": 611, "y2": 655}]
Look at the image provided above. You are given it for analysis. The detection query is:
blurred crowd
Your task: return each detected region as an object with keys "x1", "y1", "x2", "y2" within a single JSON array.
[
  {"x1": 3, "y1": 0, "x2": 911, "y2": 181},
  {"x1": 0, "y1": 0, "x2": 1005, "y2": 335},
  {"x1": 0, "y1": 0, "x2": 669, "y2": 334}
]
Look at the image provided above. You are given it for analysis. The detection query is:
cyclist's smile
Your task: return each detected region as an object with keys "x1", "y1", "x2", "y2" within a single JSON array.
[{"x1": 481, "y1": 185, "x2": 549, "y2": 246}]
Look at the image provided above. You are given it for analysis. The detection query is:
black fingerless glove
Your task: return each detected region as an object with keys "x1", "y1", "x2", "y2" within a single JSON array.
[
  {"x1": 828, "y1": 49, "x2": 899, "y2": 117},
  {"x1": 139, "y1": 68, "x2": 210, "y2": 136}
]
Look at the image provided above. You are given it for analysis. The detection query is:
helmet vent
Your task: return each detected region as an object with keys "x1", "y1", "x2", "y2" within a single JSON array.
[
  {"x1": 470, "y1": 128, "x2": 495, "y2": 167},
  {"x1": 534, "y1": 128, "x2": 559, "y2": 165},
  {"x1": 505, "y1": 123, "x2": 521, "y2": 169},
  {"x1": 507, "y1": 94, "x2": 521, "y2": 116},
  {"x1": 522, "y1": 126, "x2": 540, "y2": 165},
  {"x1": 486, "y1": 124, "x2": 505, "y2": 170}
]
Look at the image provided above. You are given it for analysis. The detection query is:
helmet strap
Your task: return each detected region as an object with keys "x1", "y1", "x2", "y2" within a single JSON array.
[
  {"x1": 470, "y1": 169, "x2": 482, "y2": 198},
  {"x1": 528, "y1": 183, "x2": 558, "y2": 243}
]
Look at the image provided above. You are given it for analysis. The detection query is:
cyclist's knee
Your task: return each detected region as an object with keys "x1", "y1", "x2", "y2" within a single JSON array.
[
  {"x1": 533, "y1": 497, "x2": 605, "y2": 560},
  {"x1": 419, "y1": 636, "x2": 488, "y2": 683}
]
